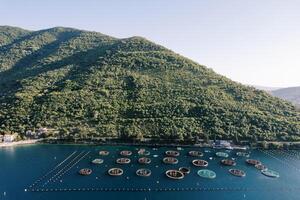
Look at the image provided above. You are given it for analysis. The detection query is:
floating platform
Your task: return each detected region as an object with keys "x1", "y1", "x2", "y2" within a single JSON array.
[
  {"x1": 116, "y1": 158, "x2": 131, "y2": 164},
  {"x1": 165, "y1": 170, "x2": 184, "y2": 180},
  {"x1": 236, "y1": 152, "x2": 250, "y2": 157},
  {"x1": 188, "y1": 150, "x2": 203, "y2": 157},
  {"x1": 163, "y1": 157, "x2": 179, "y2": 164},
  {"x1": 99, "y1": 151, "x2": 109, "y2": 156},
  {"x1": 138, "y1": 149, "x2": 150, "y2": 156},
  {"x1": 79, "y1": 168, "x2": 92, "y2": 176},
  {"x1": 179, "y1": 167, "x2": 190, "y2": 175},
  {"x1": 255, "y1": 164, "x2": 267, "y2": 171},
  {"x1": 229, "y1": 169, "x2": 246, "y2": 177},
  {"x1": 192, "y1": 159, "x2": 208, "y2": 167},
  {"x1": 197, "y1": 169, "x2": 216, "y2": 179},
  {"x1": 91, "y1": 158, "x2": 104, "y2": 164},
  {"x1": 108, "y1": 168, "x2": 123, "y2": 176},
  {"x1": 138, "y1": 157, "x2": 151, "y2": 164},
  {"x1": 261, "y1": 169, "x2": 279, "y2": 178},
  {"x1": 246, "y1": 159, "x2": 261, "y2": 166},
  {"x1": 165, "y1": 150, "x2": 180, "y2": 157},
  {"x1": 120, "y1": 150, "x2": 132, "y2": 156},
  {"x1": 221, "y1": 159, "x2": 236, "y2": 166},
  {"x1": 136, "y1": 168, "x2": 151, "y2": 177},
  {"x1": 216, "y1": 152, "x2": 229, "y2": 158}
]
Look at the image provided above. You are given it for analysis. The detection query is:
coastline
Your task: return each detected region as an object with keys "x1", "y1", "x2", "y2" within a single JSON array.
[{"x1": 0, "y1": 139, "x2": 44, "y2": 147}]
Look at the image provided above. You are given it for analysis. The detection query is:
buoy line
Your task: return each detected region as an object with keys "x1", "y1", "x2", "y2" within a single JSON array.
[
  {"x1": 53, "y1": 151, "x2": 90, "y2": 182},
  {"x1": 28, "y1": 151, "x2": 77, "y2": 188},
  {"x1": 42, "y1": 151, "x2": 89, "y2": 186},
  {"x1": 259, "y1": 149, "x2": 300, "y2": 172}
]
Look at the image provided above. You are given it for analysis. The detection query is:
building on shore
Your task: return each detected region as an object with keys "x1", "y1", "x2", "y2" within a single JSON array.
[{"x1": 3, "y1": 134, "x2": 16, "y2": 143}]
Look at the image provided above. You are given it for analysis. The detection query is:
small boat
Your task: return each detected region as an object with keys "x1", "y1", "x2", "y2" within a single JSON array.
[
  {"x1": 255, "y1": 164, "x2": 267, "y2": 171},
  {"x1": 229, "y1": 169, "x2": 246, "y2": 177},
  {"x1": 138, "y1": 157, "x2": 151, "y2": 164},
  {"x1": 163, "y1": 157, "x2": 179, "y2": 164},
  {"x1": 136, "y1": 168, "x2": 152, "y2": 177},
  {"x1": 138, "y1": 149, "x2": 150, "y2": 156},
  {"x1": 108, "y1": 168, "x2": 123, "y2": 176},
  {"x1": 79, "y1": 168, "x2": 92, "y2": 176},
  {"x1": 192, "y1": 159, "x2": 208, "y2": 167},
  {"x1": 236, "y1": 152, "x2": 250, "y2": 157},
  {"x1": 91, "y1": 158, "x2": 104, "y2": 164},
  {"x1": 204, "y1": 149, "x2": 211, "y2": 153},
  {"x1": 261, "y1": 169, "x2": 279, "y2": 178},
  {"x1": 221, "y1": 159, "x2": 236, "y2": 166},
  {"x1": 197, "y1": 169, "x2": 216, "y2": 179},
  {"x1": 120, "y1": 150, "x2": 132, "y2": 156},
  {"x1": 216, "y1": 152, "x2": 229, "y2": 158},
  {"x1": 188, "y1": 151, "x2": 203, "y2": 157},
  {"x1": 165, "y1": 170, "x2": 184, "y2": 180},
  {"x1": 153, "y1": 155, "x2": 159, "y2": 158},
  {"x1": 99, "y1": 151, "x2": 109, "y2": 156},
  {"x1": 246, "y1": 159, "x2": 261, "y2": 166},
  {"x1": 165, "y1": 150, "x2": 180, "y2": 157},
  {"x1": 116, "y1": 158, "x2": 131, "y2": 164},
  {"x1": 179, "y1": 167, "x2": 190, "y2": 175}
]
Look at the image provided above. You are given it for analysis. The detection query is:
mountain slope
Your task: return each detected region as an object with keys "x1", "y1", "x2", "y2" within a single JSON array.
[
  {"x1": 272, "y1": 87, "x2": 300, "y2": 107},
  {"x1": 0, "y1": 26, "x2": 30, "y2": 47},
  {"x1": 0, "y1": 26, "x2": 299, "y2": 141}
]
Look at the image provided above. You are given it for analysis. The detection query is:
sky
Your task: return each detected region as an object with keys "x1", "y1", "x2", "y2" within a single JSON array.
[{"x1": 1, "y1": 0, "x2": 300, "y2": 87}]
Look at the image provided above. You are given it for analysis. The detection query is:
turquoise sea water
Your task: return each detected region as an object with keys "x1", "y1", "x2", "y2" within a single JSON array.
[{"x1": 1, "y1": 144, "x2": 300, "y2": 200}]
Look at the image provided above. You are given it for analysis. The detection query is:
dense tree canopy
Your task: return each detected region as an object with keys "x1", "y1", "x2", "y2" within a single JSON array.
[{"x1": 0, "y1": 26, "x2": 299, "y2": 141}]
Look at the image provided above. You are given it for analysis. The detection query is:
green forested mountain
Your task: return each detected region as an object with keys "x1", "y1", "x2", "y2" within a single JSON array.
[{"x1": 0, "y1": 26, "x2": 299, "y2": 141}]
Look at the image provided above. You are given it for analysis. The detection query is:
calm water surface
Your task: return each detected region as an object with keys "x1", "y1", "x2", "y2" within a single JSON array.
[{"x1": 1, "y1": 144, "x2": 300, "y2": 200}]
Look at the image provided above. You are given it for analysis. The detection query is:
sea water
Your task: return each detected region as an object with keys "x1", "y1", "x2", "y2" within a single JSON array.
[{"x1": 1, "y1": 144, "x2": 300, "y2": 200}]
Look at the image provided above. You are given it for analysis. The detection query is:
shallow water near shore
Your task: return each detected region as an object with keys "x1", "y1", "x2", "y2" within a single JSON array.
[{"x1": 1, "y1": 144, "x2": 300, "y2": 200}]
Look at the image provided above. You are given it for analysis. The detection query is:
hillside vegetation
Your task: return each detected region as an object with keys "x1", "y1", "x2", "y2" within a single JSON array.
[{"x1": 0, "y1": 26, "x2": 299, "y2": 142}]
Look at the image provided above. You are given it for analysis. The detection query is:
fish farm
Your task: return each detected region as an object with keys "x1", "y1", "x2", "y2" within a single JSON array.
[{"x1": 24, "y1": 146, "x2": 291, "y2": 196}]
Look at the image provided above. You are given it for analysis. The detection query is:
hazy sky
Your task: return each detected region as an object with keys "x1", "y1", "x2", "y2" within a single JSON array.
[{"x1": 1, "y1": 0, "x2": 300, "y2": 87}]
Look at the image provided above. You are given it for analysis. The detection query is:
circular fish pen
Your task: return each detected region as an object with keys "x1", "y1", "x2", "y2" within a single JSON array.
[
  {"x1": 261, "y1": 169, "x2": 280, "y2": 178},
  {"x1": 163, "y1": 157, "x2": 179, "y2": 164},
  {"x1": 136, "y1": 168, "x2": 152, "y2": 177},
  {"x1": 216, "y1": 152, "x2": 229, "y2": 158},
  {"x1": 138, "y1": 157, "x2": 151, "y2": 164},
  {"x1": 165, "y1": 170, "x2": 184, "y2": 180},
  {"x1": 188, "y1": 151, "x2": 203, "y2": 157},
  {"x1": 255, "y1": 164, "x2": 267, "y2": 171},
  {"x1": 120, "y1": 150, "x2": 132, "y2": 156},
  {"x1": 91, "y1": 158, "x2": 104, "y2": 164},
  {"x1": 99, "y1": 151, "x2": 109, "y2": 156},
  {"x1": 192, "y1": 159, "x2": 208, "y2": 167},
  {"x1": 221, "y1": 159, "x2": 236, "y2": 166},
  {"x1": 116, "y1": 158, "x2": 131, "y2": 164},
  {"x1": 229, "y1": 169, "x2": 246, "y2": 177},
  {"x1": 165, "y1": 150, "x2": 180, "y2": 157},
  {"x1": 138, "y1": 149, "x2": 150, "y2": 156},
  {"x1": 236, "y1": 152, "x2": 250, "y2": 157},
  {"x1": 78, "y1": 168, "x2": 92, "y2": 176},
  {"x1": 108, "y1": 168, "x2": 123, "y2": 176},
  {"x1": 246, "y1": 159, "x2": 261, "y2": 166},
  {"x1": 179, "y1": 167, "x2": 191, "y2": 175},
  {"x1": 197, "y1": 169, "x2": 216, "y2": 179}
]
